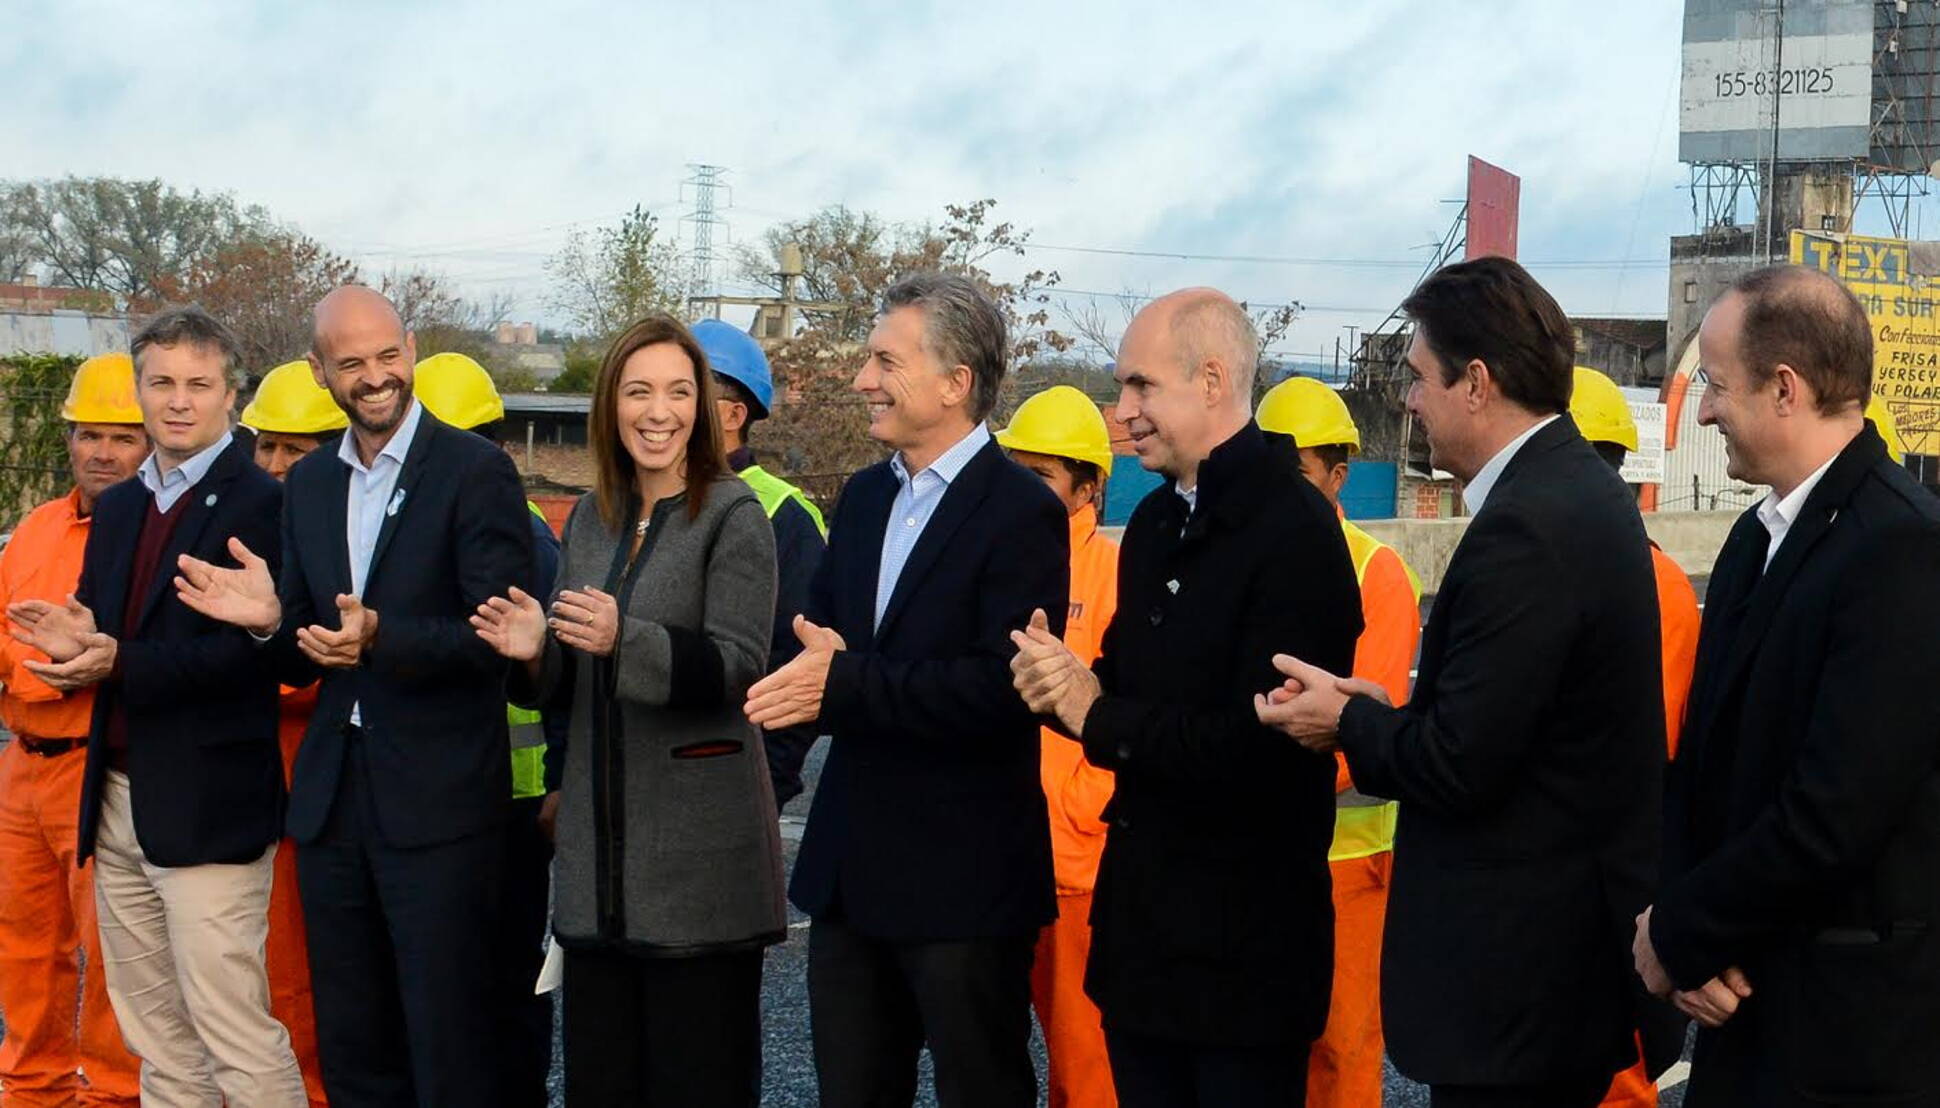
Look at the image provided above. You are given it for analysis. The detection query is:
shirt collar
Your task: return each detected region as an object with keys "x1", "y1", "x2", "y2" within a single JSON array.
[
  {"x1": 891, "y1": 422, "x2": 990, "y2": 486},
  {"x1": 1174, "y1": 480, "x2": 1199, "y2": 514},
  {"x1": 1757, "y1": 450, "x2": 1840, "y2": 536},
  {"x1": 337, "y1": 399, "x2": 425, "y2": 474},
  {"x1": 138, "y1": 429, "x2": 233, "y2": 495},
  {"x1": 1462, "y1": 415, "x2": 1559, "y2": 515}
]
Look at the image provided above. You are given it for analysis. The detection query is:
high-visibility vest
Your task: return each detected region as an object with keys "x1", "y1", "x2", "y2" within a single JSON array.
[
  {"x1": 509, "y1": 500, "x2": 550, "y2": 800},
  {"x1": 1329, "y1": 520, "x2": 1421, "y2": 862},
  {"x1": 738, "y1": 464, "x2": 828, "y2": 537}
]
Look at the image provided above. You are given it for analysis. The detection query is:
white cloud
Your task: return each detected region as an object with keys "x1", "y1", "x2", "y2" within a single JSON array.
[{"x1": 5, "y1": 0, "x2": 1701, "y2": 353}]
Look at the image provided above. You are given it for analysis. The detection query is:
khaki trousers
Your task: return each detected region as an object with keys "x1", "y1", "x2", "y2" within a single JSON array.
[{"x1": 92, "y1": 770, "x2": 306, "y2": 1108}]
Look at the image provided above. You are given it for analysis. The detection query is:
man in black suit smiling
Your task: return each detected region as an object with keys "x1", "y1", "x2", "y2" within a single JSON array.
[
  {"x1": 1258, "y1": 258, "x2": 1682, "y2": 1108},
  {"x1": 746, "y1": 273, "x2": 1067, "y2": 1108},
  {"x1": 1637, "y1": 265, "x2": 1940, "y2": 1107},
  {"x1": 176, "y1": 285, "x2": 532, "y2": 1107},
  {"x1": 13, "y1": 306, "x2": 307, "y2": 1106}
]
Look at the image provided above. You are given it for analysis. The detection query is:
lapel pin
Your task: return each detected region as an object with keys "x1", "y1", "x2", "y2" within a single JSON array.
[
  {"x1": 204, "y1": 493, "x2": 217, "y2": 507},
  {"x1": 1166, "y1": 579, "x2": 1181, "y2": 594},
  {"x1": 387, "y1": 488, "x2": 406, "y2": 517}
]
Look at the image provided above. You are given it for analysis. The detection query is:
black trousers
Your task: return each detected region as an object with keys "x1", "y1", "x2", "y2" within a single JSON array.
[
  {"x1": 807, "y1": 915, "x2": 1037, "y2": 1108},
  {"x1": 1104, "y1": 1027, "x2": 1305, "y2": 1108},
  {"x1": 1427, "y1": 1072, "x2": 1613, "y2": 1108},
  {"x1": 296, "y1": 728, "x2": 503, "y2": 1108},
  {"x1": 561, "y1": 945, "x2": 764, "y2": 1107},
  {"x1": 489, "y1": 795, "x2": 555, "y2": 1108}
]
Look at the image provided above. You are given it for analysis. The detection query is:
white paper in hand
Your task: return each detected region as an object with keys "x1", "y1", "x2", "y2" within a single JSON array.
[{"x1": 535, "y1": 935, "x2": 563, "y2": 995}]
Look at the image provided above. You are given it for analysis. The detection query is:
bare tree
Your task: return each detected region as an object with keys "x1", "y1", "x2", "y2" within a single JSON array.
[
  {"x1": 3, "y1": 177, "x2": 271, "y2": 304},
  {"x1": 741, "y1": 199, "x2": 1074, "y2": 505},
  {"x1": 153, "y1": 230, "x2": 360, "y2": 372}
]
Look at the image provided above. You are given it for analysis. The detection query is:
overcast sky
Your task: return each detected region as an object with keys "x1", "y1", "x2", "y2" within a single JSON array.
[{"x1": 3, "y1": 0, "x2": 1841, "y2": 361}]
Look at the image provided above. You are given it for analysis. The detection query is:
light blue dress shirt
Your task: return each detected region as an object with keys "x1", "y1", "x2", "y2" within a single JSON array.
[
  {"x1": 336, "y1": 400, "x2": 425, "y2": 724},
  {"x1": 136, "y1": 430, "x2": 233, "y2": 512},
  {"x1": 874, "y1": 423, "x2": 990, "y2": 628}
]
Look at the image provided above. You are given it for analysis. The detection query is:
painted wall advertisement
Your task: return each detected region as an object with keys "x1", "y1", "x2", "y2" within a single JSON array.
[{"x1": 1792, "y1": 230, "x2": 1940, "y2": 457}]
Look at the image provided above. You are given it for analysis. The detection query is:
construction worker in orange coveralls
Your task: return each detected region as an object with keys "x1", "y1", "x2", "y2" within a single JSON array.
[
  {"x1": 997, "y1": 385, "x2": 1122, "y2": 1108},
  {"x1": 237, "y1": 359, "x2": 351, "y2": 1107},
  {"x1": 0, "y1": 353, "x2": 148, "y2": 1108},
  {"x1": 1256, "y1": 376, "x2": 1420, "y2": 1108},
  {"x1": 1570, "y1": 366, "x2": 1701, "y2": 1108}
]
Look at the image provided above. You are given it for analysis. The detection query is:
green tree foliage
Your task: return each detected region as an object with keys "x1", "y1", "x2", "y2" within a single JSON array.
[
  {"x1": 550, "y1": 347, "x2": 600, "y2": 394},
  {"x1": 0, "y1": 354, "x2": 82, "y2": 526},
  {"x1": 545, "y1": 206, "x2": 685, "y2": 343}
]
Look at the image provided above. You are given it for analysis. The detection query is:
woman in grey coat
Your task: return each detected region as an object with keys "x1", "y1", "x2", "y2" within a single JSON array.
[{"x1": 472, "y1": 314, "x2": 784, "y2": 1106}]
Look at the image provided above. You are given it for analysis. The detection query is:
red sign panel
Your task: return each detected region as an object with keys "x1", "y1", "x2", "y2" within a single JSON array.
[{"x1": 1465, "y1": 156, "x2": 1520, "y2": 261}]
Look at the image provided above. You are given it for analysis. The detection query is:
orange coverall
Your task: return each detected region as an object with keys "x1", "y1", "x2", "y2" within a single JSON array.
[
  {"x1": 0, "y1": 490, "x2": 141, "y2": 1108},
  {"x1": 1307, "y1": 519, "x2": 1419, "y2": 1108},
  {"x1": 1031, "y1": 504, "x2": 1120, "y2": 1108},
  {"x1": 1598, "y1": 544, "x2": 1701, "y2": 1108},
  {"x1": 267, "y1": 683, "x2": 329, "y2": 1106}
]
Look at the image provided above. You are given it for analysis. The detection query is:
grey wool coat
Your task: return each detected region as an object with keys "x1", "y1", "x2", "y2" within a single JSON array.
[{"x1": 520, "y1": 476, "x2": 786, "y2": 955}]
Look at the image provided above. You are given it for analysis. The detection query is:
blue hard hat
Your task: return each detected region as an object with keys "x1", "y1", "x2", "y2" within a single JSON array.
[{"x1": 693, "y1": 319, "x2": 773, "y2": 421}]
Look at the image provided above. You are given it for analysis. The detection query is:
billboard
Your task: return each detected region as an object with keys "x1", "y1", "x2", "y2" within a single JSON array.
[
  {"x1": 1465, "y1": 157, "x2": 1520, "y2": 261},
  {"x1": 1680, "y1": 0, "x2": 1873, "y2": 163},
  {"x1": 1792, "y1": 229, "x2": 1940, "y2": 455}
]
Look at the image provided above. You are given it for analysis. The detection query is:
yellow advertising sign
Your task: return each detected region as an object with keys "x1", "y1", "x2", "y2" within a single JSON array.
[{"x1": 1791, "y1": 230, "x2": 1940, "y2": 455}]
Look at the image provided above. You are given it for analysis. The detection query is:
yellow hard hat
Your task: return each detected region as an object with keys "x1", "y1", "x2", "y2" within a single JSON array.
[
  {"x1": 996, "y1": 385, "x2": 1114, "y2": 473},
  {"x1": 1255, "y1": 377, "x2": 1360, "y2": 453},
  {"x1": 241, "y1": 361, "x2": 349, "y2": 435},
  {"x1": 1868, "y1": 396, "x2": 1907, "y2": 464},
  {"x1": 60, "y1": 352, "x2": 143, "y2": 424},
  {"x1": 1569, "y1": 367, "x2": 1639, "y2": 452},
  {"x1": 413, "y1": 352, "x2": 504, "y2": 430}
]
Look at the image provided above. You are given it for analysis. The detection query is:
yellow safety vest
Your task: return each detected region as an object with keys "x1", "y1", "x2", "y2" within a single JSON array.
[
  {"x1": 1328, "y1": 520, "x2": 1420, "y2": 862},
  {"x1": 509, "y1": 500, "x2": 550, "y2": 800},
  {"x1": 739, "y1": 464, "x2": 828, "y2": 537}
]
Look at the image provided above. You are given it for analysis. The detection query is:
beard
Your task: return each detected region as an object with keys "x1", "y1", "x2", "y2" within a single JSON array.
[{"x1": 341, "y1": 378, "x2": 413, "y2": 434}]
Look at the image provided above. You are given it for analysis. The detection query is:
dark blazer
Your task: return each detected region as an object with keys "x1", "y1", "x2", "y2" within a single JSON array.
[
  {"x1": 1079, "y1": 422, "x2": 1362, "y2": 1048},
  {"x1": 1655, "y1": 424, "x2": 1940, "y2": 1107},
  {"x1": 788, "y1": 433, "x2": 1068, "y2": 941},
  {"x1": 1337, "y1": 417, "x2": 1683, "y2": 1086},
  {"x1": 274, "y1": 410, "x2": 533, "y2": 849},
  {"x1": 76, "y1": 435, "x2": 286, "y2": 867}
]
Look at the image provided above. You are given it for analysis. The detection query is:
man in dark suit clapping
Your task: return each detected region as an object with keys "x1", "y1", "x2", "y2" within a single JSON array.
[
  {"x1": 1258, "y1": 258, "x2": 1682, "y2": 1108},
  {"x1": 175, "y1": 285, "x2": 533, "y2": 1107},
  {"x1": 11, "y1": 307, "x2": 308, "y2": 1106},
  {"x1": 1635, "y1": 265, "x2": 1940, "y2": 1107},
  {"x1": 1010, "y1": 287, "x2": 1362, "y2": 1107},
  {"x1": 746, "y1": 273, "x2": 1068, "y2": 1108}
]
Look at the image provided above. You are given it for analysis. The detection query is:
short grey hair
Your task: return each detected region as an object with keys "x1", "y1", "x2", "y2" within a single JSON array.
[
  {"x1": 881, "y1": 273, "x2": 1008, "y2": 422},
  {"x1": 1171, "y1": 293, "x2": 1259, "y2": 399},
  {"x1": 131, "y1": 305, "x2": 245, "y2": 390}
]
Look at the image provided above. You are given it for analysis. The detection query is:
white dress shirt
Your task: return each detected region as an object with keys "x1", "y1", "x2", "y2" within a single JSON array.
[
  {"x1": 1756, "y1": 452, "x2": 1838, "y2": 570},
  {"x1": 338, "y1": 400, "x2": 426, "y2": 724},
  {"x1": 875, "y1": 423, "x2": 990, "y2": 628},
  {"x1": 1461, "y1": 415, "x2": 1560, "y2": 515},
  {"x1": 136, "y1": 431, "x2": 233, "y2": 512}
]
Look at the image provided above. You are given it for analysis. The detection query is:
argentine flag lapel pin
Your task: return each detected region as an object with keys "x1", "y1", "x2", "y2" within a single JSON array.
[{"x1": 387, "y1": 488, "x2": 407, "y2": 518}]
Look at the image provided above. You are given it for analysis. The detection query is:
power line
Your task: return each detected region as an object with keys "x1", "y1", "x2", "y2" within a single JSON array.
[{"x1": 1024, "y1": 242, "x2": 1670, "y2": 271}]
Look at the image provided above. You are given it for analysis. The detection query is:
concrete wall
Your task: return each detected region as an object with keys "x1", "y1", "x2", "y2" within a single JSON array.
[
  {"x1": 0, "y1": 310, "x2": 130, "y2": 357},
  {"x1": 1359, "y1": 509, "x2": 1737, "y2": 593},
  {"x1": 1100, "y1": 509, "x2": 1738, "y2": 595}
]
